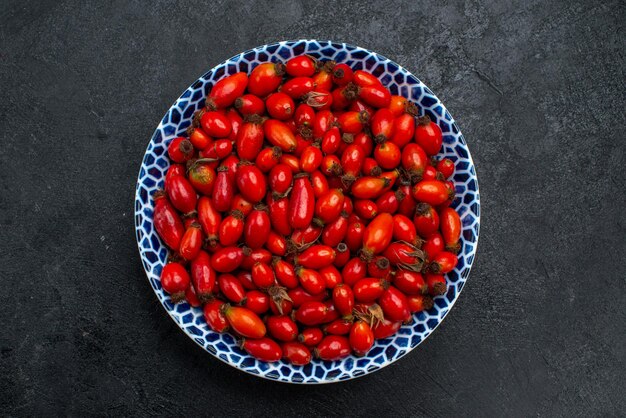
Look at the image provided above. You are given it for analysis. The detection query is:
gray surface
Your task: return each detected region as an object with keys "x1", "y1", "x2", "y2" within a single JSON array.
[{"x1": 1, "y1": 0, "x2": 625, "y2": 416}]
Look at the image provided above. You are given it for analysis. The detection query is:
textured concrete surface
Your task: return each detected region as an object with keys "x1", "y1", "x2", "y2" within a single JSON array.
[{"x1": 1, "y1": 0, "x2": 624, "y2": 416}]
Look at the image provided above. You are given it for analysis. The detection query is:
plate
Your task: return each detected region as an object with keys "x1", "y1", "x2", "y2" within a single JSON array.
[{"x1": 134, "y1": 40, "x2": 480, "y2": 383}]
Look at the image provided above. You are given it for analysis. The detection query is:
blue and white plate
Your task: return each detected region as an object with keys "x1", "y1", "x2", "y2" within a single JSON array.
[{"x1": 134, "y1": 40, "x2": 480, "y2": 384}]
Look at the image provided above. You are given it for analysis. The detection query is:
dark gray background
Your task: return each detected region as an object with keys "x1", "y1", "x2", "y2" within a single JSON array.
[{"x1": 1, "y1": 0, "x2": 624, "y2": 416}]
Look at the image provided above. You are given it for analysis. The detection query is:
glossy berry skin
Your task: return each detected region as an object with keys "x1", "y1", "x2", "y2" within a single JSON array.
[
  {"x1": 244, "y1": 208, "x2": 271, "y2": 249},
  {"x1": 160, "y1": 263, "x2": 190, "y2": 303},
  {"x1": 345, "y1": 222, "x2": 364, "y2": 253},
  {"x1": 241, "y1": 338, "x2": 282, "y2": 362},
  {"x1": 332, "y1": 63, "x2": 354, "y2": 86},
  {"x1": 211, "y1": 247, "x2": 245, "y2": 273},
  {"x1": 236, "y1": 120, "x2": 264, "y2": 161},
  {"x1": 200, "y1": 138, "x2": 233, "y2": 160},
  {"x1": 191, "y1": 251, "x2": 216, "y2": 302},
  {"x1": 298, "y1": 327, "x2": 324, "y2": 347},
  {"x1": 282, "y1": 341, "x2": 312, "y2": 365},
  {"x1": 203, "y1": 300, "x2": 229, "y2": 332},
  {"x1": 314, "y1": 189, "x2": 344, "y2": 223},
  {"x1": 394, "y1": 270, "x2": 427, "y2": 295},
  {"x1": 187, "y1": 161, "x2": 216, "y2": 196},
  {"x1": 243, "y1": 290, "x2": 270, "y2": 315},
  {"x1": 353, "y1": 70, "x2": 382, "y2": 87},
  {"x1": 319, "y1": 265, "x2": 342, "y2": 289},
  {"x1": 266, "y1": 92, "x2": 295, "y2": 120},
  {"x1": 212, "y1": 167, "x2": 235, "y2": 212},
  {"x1": 370, "y1": 108, "x2": 395, "y2": 143},
  {"x1": 321, "y1": 155, "x2": 342, "y2": 177},
  {"x1": 437, "y1": 158, "x2": 455, "y2": 179},
  {"x1": 267, "y1": 194, "x2": 291, "y2": 236},
  {"x1": 153, "y1": 191, "x2": 184, "y2": 250},
  {"x1": 237, "y1": 271, "x2": 256, "y2": 290},
  {"x1": 179, "y1": 223, "x2": 203, "y2": 261},
  {"x1": 266, "y1": 231, "x2": 287, "y2": 256},
  {"x1": 310, "y1": 170, "x2": 330, "y2": 198},
  {"x1": 367, "y1": 256, "x2": 391, "y2": 279},
  {"x1": 264, "y1": 119, "x2": 297, "y2": 152},
  {"x1": 222, "y1": 305, "x2": 266, "y2": 338},
  {"x1": 341, "y1": 257, "x2": 367, "y2": 286},
  {"x1": 248, "y1": 62, "x2": 284, "y2": 97},
  {"x1": 354, "y1": 199, "x2": 377, "y2": 220},
  {"x1": 286, "y1": 55, "x2": 317, "y2": 77},
  {"x1": 218, "y1": 274, "x2": 246, "y2": 303},
  {"x1": 313, "y1": 63, "x2": 334, "y2": 91},
  {"x1": 300, "y1": 145, "x2": 323, "y2": 173},
  {"x1": 379, "y1": 286, "x2": 410, "y2": 322},
  {"x1": 269, "y1": 164, "x2": 293, "y2": 194},
  {"x1": 321, "y1": 214, "x2": 348, "y2": 247},
  {"x1": 414, "y1": 116, "x2": 443, "y2": 156},
  {"x1": 200, "y1": 111, "x2": 232, "y2": 138},
  {"x1": 294, "y1": 301, "x2": 328, "y2": 326},
  {"x1": 358, "y1": 85, "x2": 391, "y2": 108},
  {"x1": 206, "y1": 72, "x2": 248, "y2": 109},
  {"x1": 439, "y1": 207, "x2": 462, "y2": 253},
  {"x1": 289, "y1": 174, "x2": 315, "y2": 229},
  {"x1": 422, "y1": 166, "x2": 438, "y2": 181},
  {"x1": 374, "y1": 142, "x2": 402, "y2": 172},
  {"x1": 168, "y1": 137, "x2": 194, "y2": 163},
  {"x1": 372, "y1": 318, "x2": 402, "y2": 339},
  {"x1": 187, "y1": 125, "x2": 212, "y2": 150},
  {"x1": 338, "y1": 111, "x2": 368, "y2": 135},
  {"x1": 273, "y1": 259, "x2": 299, "y2": 289},
  {"x1": 351, "y1": 177, "x2": 388, "y2": 200},
  {"x1": 333, "y1": 243, "x2": 351, "y2": 268},
  {"x1": 314, "y1": 335, "x2": 351, "y2": 361},
  {"x1": 349, "y1": 320, "x2": 375, "y2": 356},
  {"x1": 324, "y1": 318, "x2": 353, "y2": 335},
  {"x1": 288, "y1": 288, "x2": 326, "y2": 308},
  {"x1": 255, "y1": 147, "x2": 282, "y2": 172},
  {"x1": 383, "y1": 242, "x2": 422, "y2": 266},
  {"x1": 218, "y1": 211, "x2": 244, "y2": 246},
  {"x1": 362, "y1": 157, "x2": 381, "y2": 176},
  {"x1": 423, "y1": 232, "x2": 445, "y2": 261},
  {"x1": 429, "y1": 252, "x2": 458, "y2": 274},
  {"x1": 392, "y1": 214, "x2": 419, "y2": 247},
  {"x1": 390, "y1": 113, "x2": 415, "y2": 148},
  {"x1": 341, "y1": 144, "x2": 366, "y2": 182},
  {"x1": 361, "y1": 213, "x2": 394, "y2": 258},
  {"x1": 236, "y1": 164, "x2": 267, "y2": 203},
  {"x1": 251, "y1": 262, "x2": 276, "y2": 288},
  {"x1": 413, "y1": 203, "x2": 440, "y2": 238},
  {"x1": 165, "y1": 164, "x2": 185, "y2": 192},
  {"x1": 290, "y1": 224, "x2": 322, "y2": 247},
  {"x1": 281, "y1": 153, "x2": 301, "y2": 172},
  {"x1": 281, "y1": 77, "x2": 315, "y2": 99},
  {"x1": 197, "y1": 196, "x2": 221, "y2": 241},
  {"x1": 297, "y1": 267, "x2": 326, "y2": 295},
  {"x1": 425, "y1": 273, "x2": 448, "y2": 296},
  {"x1": 234, "y1": 94, "x2": 265, "y2": 116},
  {"x1": 376, "y1": 190, "x2": 401, "y2": 214},
  {"x1": 332, "y1": 284, "x2": 354, "y2": 317},
  {"x1": 407, "y1": 294, "x2": 434, "y2": 313},
  {"x1": 353, "y1": 278, "x2": 388, "y2": 303},
  {"x1": 295, "y1": 245, "x2": 336, "y2": 269},
  {"x1": 402, "y1": 143, "x2": 429, "y2": 181},
  {"x1": 267, "y1": 315, "x2": 299, "y2": 341}
]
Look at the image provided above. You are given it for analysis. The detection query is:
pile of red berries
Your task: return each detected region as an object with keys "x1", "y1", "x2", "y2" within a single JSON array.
[{"x1": 153, "y1": 55, "x2": 462, "y2": 364}]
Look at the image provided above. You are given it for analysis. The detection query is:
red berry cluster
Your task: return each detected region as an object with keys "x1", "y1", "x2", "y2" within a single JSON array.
[{"x1": 153, "y1": 55, "x2": 462, "y2": 364}]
